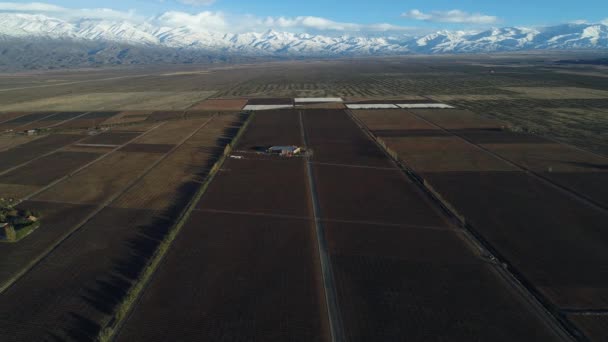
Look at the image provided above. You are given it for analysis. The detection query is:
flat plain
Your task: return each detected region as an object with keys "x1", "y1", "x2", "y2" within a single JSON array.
[{"x1": 0, "y1": 54, "x2": 607, "y2": 341}]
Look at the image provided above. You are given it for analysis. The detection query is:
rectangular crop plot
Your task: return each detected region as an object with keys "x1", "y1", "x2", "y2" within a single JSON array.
[
  {"x1": 0, "y1": 200, "x2": 97, "y2": 285},
  {"x1": 0, "y1": 207, "x2": 168, "y2": 341},
  {"x1": 198, "y1": 157, "x2": 311, "y2": 217},
  {"x1": 422, "y1": 171, "x2": 608, "y2": 309},
  {"x1": 33, "y1": 112, "x2": 89, "y2": 128},
  {"x1": 115, "y1": 212, "x2": 328, "y2": 342},
  {"x1": 331, "y1": 251, "x2": 561, "y2": 341},
  {"x1": 147, "y1": 111, "x2": 183, "y2": 121},
  {"x1": 313, "y1": 164, "x2": 446, "y2": 227},
  {"x1": 246, "y1": 98, "x2": 294, "y2": 105},
  {"x1": 134, "y1": 118, "x2": 210, "y2": 145},
  {"x1": 381, "y1": 136, "x2": 519, "y2": 172},
  {"x1": 472, "y1": 138, "x2": 608, "y2": 208},
  {"x1": 34, "y1": 151, "x2": 161, "y2": 205},
  {"x1": 79, "y1": 132, "x2": 140, "y2": 146},
  {"x1": 119, "y1": 143, "x2": 174, "y2": 154},
  {"x1": 354, "y1": 109, "x2": 440, "y2": 131},
  {"x1": 410, "y1": 109, "x2": 509, "y2": 130},
  {"x1": 0, "y1": 151, "x2": 99, "y2": 187},
  {"x1": 237, "y1": 109, "x2": 303, "y2": 150},
  {"x1": 56, "y1": 112, "x2": 118, "y2": 129},
  {"x1": 0, "y1": 134, "x2": 84, "y2": 173},
  {"x1": 190, "y1": 98, "x2": 247, "y2": 111},
  {"x1": 304, "y1": 109, "x2": 394, "y2": 167},
  {"x1": 568, "y1": 315, "x2": 608, "y2": 342}
]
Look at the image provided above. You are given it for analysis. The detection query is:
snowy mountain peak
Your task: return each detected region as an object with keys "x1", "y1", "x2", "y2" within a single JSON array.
[{"x1": 0, "y1": 13, "x2": 607, "y2": 56}]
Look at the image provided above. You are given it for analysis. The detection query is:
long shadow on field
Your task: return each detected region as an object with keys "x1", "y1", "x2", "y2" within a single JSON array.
[
  {"x1": 68, "y1": 113, "x2": 248, "y2": 341},
  {"x1": 561, "y1": 161, "x2": 608, "y2": 170}
]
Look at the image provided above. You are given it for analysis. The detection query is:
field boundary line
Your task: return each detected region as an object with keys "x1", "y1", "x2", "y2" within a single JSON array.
[
  {"x1": 0, "y1": 121, "x2": 169, "y2": 293},
  {"x1": 97, "y1": 112, "x2": 254, "y2": 342},
  {"x1": 299, "y1": 110, "x2": 344, "y2": 342},
  {"x1": 11, "y1": 112, "x2": 59, "y2": 131},
  {"x1": 196, "y1": 208, "x2": 452, "y2": 231},
  {"x1": 419, "y1": 94, "x2": 608, "y2": 161},
  {"x1": 0, "y1": 112, "x2": 31, "y2": 125},
  {"x1": 406, "y1": 108, "x2": 608, "y2": 213},
  {"x1": 311, "y1": 161, "x2": 398, "y2": 171},
  {"x1": 20, "y1": 122, "x2": 167, "y2": 202},
  {"x1": 0, "y1": 130, "x2": 101, "y2": 179},
  {"x1": 43, "y1": 111, "x2": 92, "y2": 129},
  {"x1": 347, "y1": 108, "x2": 578, "y2": 342}
]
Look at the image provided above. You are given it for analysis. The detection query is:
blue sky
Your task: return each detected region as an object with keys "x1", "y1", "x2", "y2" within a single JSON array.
[{"x1": 1, "y1": 0, "x2": 607, "y2": 34}]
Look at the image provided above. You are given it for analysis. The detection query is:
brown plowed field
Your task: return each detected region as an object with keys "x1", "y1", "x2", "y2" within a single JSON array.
[
  {"x1": 115, "y1": 212, "x2": 328, "y2": 342},
  {"x1": 331, "y1": 253, "x2": 560, "y2": 342},
  {"x1": 246, "y1": 98, "x2": 294, "y2": 105},
  {"x1": 100, "y1": 111, "x2": 151, "y2": 126},
  {"x1": 56, "y1": 112, "x2": 118, "y2": 129},
  {"x1": 33, "y1": 151, "x2": 162, "y2": 205},
  {"x1": 472, "y1": 138, "x2": 608, "y2": 208},
  {"x1": 147, "y1": 111, "x2": 183, "y2": 121},
  {"x1": 198, "y1": 157, "x2": 311, "y2": 217},
  {"x1": 79, "y1": 132, "x2": 141, "y2": 146},
  {"x1": 0, "y1": 207, "x2": 167, "y2": 341},
  {"x1": 237, "y1": 109, "x2": 302, "y2": 150},
  {"x1": 313, "y1": 164, "x2": 446, "y2": 227},
  {"x1": 190, "y1": 98, "x2": 247, "y2": 110},
  {"x1": 134, "y1": 118, "x2": 210, "y2": 145},
  {"x1": 304, "y1": 109, "x2": 394, "y2": 167},
  {"x1": 0, "y1": 134, "x2": 84, "y2": 173},
  {"x1": 297, "y1": 102, "x2": 345, "y2": 109},
  {"x1": 568, "y1": 315, "x2": 608, "y2": 342},
  {"x1": 0, "y1": 183, "x2": 40, "y2": 199},
  {"x1": 0, "y1": 112, "x2": 31, "y2": 124},
  {"x1": 410, "y1": 109, "x2": 509, "y2": 130},
  {"x1": 110, "y1": 121, "x2": 162, "y2": 132},
  {"x1": 24, "y1": 112, "x2": 87, "y2": 129},
  {"x1": 381, "y1": 136, "x2": 520, "y2": 172},
  {"x1": 351, "y1": 99, "x2": 437, "y2": 104},
  {"x1": 423, "y1": 171, "x2": 608, "y2": 309},
  {"x1": 0, "y1": 200, "x2": 97, "y2": 285},
  {"x1": 353, "y1": 109, "x2": 440, "y2": 131},
  {"x1": 113, "y1": 116, "x2": 237, "y2": 210},
  {"x1": 0, "y1": 151, "x2": 99, "y2": 186},
  {"x1": 0, "y1": 134, "x2": 41, "y2": 151},
  {"x1": 119, "y1": 143, "x2": 175, "y2": 154},
  {"x1": 0, "y1": 112, "x2": 51, "y2": 130}
]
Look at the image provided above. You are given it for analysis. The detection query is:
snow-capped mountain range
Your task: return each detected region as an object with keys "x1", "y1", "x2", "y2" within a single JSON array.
[{"x1": 1, "y1": 13, "x2": 607, "y2": 55}]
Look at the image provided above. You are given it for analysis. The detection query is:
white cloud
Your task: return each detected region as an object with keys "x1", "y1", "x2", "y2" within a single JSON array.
[
  {"x1": 602, "y1": 18, "x2": 608, "y2": 25},
  {"x1": 157, "y1": 11, "x2": 227, "y2": 32},
  {"x1": 0, "y1": 1, "x2": 141, "y2": 22},
  {"x1": 0, "y1": 2, "x2": 417, "y2": 35},
  {"x1": 402, "y1": 9, "x2": 498, "y2": 24},
  {"x1": 176, "y1": 0, "x2": 216, "y2": 6},
  {"x1": 258, "y1": 16, "x2": 413, "y2": 33}
]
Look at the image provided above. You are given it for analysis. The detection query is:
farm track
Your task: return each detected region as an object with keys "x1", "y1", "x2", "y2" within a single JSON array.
[{"x1": 300, "y1": 110, "x2": 344, "y2": 342}]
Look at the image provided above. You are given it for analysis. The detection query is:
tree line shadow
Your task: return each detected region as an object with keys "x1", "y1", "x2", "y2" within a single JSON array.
[{"x1": 65, "y1": 113, "x2": 249, "y2": 340}]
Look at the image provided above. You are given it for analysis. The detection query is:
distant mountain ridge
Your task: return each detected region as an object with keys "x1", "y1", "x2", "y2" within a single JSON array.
[
  {"x1": 1, "y1": 13, "x2": 607, "y2": 55},
  {"x1": 0, "y1": 13, "x2": 607, "y2": 71}
]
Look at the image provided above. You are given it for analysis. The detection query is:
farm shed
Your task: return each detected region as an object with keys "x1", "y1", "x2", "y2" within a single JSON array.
[{"x1": 268, "y1": 146, "x2": 302, "y2": 156}]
